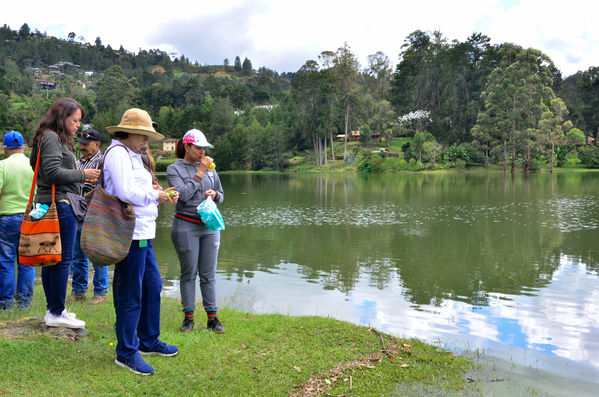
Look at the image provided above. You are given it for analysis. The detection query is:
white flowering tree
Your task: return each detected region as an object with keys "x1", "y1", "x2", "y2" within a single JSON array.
[{"x1": 397, "y1": 110, "x2": 431, "y2": 133}]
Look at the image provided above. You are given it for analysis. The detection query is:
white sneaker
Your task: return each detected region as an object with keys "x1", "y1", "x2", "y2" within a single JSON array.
[
  {"x1": 45, "y1": 309, "x2": 77, "y2": 321},
  {"x1": 45, "y1": 311, "x2": 86, "y2": 329}
]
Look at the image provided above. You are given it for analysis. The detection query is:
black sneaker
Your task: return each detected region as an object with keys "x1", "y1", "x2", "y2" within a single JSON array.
[
  {"x1": 180, "y1": 317, "x2": 194, "y2": 333},
  {"x1": 207, "y1": 317, "x2": 226, "y2": 334}
]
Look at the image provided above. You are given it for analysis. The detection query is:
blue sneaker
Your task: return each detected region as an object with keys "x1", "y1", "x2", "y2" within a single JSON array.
[
  {"x1": 139, "y1": 341, "x2": 178, "y2": 357},
  {"x1": 115, "y1": 354, "x2": 154, "y2": 375}
]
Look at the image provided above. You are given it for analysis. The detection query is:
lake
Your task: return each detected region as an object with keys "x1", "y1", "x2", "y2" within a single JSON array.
[{"x1": 154, "y1": 171, "x2": 599, "y2": 394}]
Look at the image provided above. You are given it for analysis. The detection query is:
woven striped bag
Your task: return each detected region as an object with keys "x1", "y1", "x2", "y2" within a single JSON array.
[{"x1": 80, "y1": 145, "x2": 135, "y2": 266}]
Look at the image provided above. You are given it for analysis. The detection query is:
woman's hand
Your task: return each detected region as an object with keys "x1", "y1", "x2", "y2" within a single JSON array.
[
  {"x1": 84, "y1": 169, "x2": 101, "y2": 184},
  {"x1": 157, "y1": 187, "x2": 179, "y2": 204},
  {"x1": 204, "y1": 189, "x2": 217, "y2": 200},
  {"x1": 152, "y1": 177, "x2": 163, "y2": 190},
  {"x1": 196, "y1": 156, "x2": 213, "y2": 177}
]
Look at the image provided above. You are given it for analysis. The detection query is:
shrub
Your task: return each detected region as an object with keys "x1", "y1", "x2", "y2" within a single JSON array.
[
  {"x1": 578, "y1": 146, "x2": 599, "y2": 168},
  {"x1": 155, "y1": 158, "x2": 176, "y2": 172},
  {"x1": 357, "y1": 152, "x2": 385, "y2": 173}
]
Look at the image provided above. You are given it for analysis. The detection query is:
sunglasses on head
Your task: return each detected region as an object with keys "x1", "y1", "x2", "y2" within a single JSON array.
[{"x1": 77, "y1": 132, "x2": 95, "y2": 140}]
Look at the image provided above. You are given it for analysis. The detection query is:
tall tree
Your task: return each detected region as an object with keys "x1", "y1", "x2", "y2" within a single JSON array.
[
  {"x1": 472, "y1": 46, "x2": 556, "y2": 172},
  {"x1": 332, "y1": 43, "x2": 360, "y2": 161},
  {"x1": 538, "y1": 97, "x2": 569, "y2": 173},
  {"x1": 242, "y1": 57, "x2": 253, "y2": 75},
  {"x1": 366, "y1": 51, "x2": 391, "y2": 101}
]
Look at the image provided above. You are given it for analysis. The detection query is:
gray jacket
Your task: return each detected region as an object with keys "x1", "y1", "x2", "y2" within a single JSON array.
[
  {"x1": 166, "y1": 158, "x2": 224, "y2": 222},
  {"x1": 30, "y1": 131, "x2": 85, "y2": 203}
]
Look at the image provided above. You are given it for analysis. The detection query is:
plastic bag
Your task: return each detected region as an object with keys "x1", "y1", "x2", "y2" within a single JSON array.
[{"x1": 196, "y1": 196, "x2": 225, "y2": 231}]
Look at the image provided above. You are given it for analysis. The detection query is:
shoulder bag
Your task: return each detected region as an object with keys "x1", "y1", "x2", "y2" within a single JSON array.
[
  {"x1": 18, "y1": 142, "x2": 62, "y2": 267},
  {"x1": 80, "y1": 145, "x2": 136, "y2": 266}
]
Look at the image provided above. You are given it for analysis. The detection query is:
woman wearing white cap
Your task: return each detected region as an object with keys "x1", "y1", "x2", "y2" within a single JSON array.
[
  {"x1": 104, "y1": 108, "x2": 179, "y2": 375},
  {"x1": 166, "y1": 129, "x2": 225, "y2": 333}
]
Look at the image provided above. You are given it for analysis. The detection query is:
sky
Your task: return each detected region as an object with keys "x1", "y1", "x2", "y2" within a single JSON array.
[{"x1": 3, "y1": 0, "x2": 598, "y2": 77}]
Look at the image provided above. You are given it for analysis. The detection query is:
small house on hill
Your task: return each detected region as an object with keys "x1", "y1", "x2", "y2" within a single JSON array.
[{"x1": 37, "y1": 80, "x2": 58, "y2": 90}]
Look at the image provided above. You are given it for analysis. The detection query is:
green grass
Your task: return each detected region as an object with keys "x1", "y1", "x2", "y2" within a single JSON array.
[{"x1": 0, "y1": 285, "x2": 477, "y2": 396}]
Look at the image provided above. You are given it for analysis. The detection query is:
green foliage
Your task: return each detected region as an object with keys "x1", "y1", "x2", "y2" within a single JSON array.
[
  {"x1": 565, "y1": 128, "x2": 585, "y2": 146},
  {"x1": 564, "y1": 151, "x2": 581, "y2": 168},
  {"x1": 358, "y1": 152, "x2": 385, "y2": 173},
  {"x1": 1, "y1": 23, "x2": 598, "y2": 172},
  {"x1": 577, "y1": 146, "x2": 599, "y2": 168},
  {"x1": 447, "y1": 143, "x2": 471, "y2": 164}
]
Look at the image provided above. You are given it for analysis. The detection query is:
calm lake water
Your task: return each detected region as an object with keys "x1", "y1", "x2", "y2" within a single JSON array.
[{"x1": 154, "y1": 171, "x2": 599, "y2": 394}]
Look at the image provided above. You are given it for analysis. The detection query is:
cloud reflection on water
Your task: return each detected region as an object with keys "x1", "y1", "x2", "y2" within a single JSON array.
[{"x1": 164, "y1": 255, "x2": 599, "y2": 384}]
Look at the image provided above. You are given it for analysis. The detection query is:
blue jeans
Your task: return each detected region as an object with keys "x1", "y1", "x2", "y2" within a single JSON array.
[
  {"x1": 41, "y1": 202, "x2": 78, "y2": 316},
  {"x1": 0, "y1": 214, "x2": 35, "y2": 309},
  {"x1": 113, "y1": 240, "x2": 162, "y2": 360},
  {"x1": 71, "y1": 228, "x2": 109, "y2": 296}
]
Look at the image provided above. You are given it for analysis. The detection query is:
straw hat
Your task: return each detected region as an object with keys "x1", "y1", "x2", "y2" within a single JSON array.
[{"x1": 106, "y1": 108, "x2": 164, "y2": 141}]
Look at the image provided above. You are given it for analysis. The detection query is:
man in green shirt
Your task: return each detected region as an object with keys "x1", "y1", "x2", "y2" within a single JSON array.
[{"x1": 0, "y1": 131, "x2": 35, "y2": 310}]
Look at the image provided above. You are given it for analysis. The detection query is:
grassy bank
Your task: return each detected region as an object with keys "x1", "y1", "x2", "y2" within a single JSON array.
[{"x1": 1, "y1": 286, "x2": 477, "y2": 396}]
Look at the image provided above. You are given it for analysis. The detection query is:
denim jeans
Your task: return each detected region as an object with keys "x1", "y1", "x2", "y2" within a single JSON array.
[
  {"x1": 113, "y1": 240, "x2": 162, "y2": 360},
  {"x1": 41, "y1": 202, "x2": 78, "y2": 316},
  {"x1": 0, "y1": 214, "x2": 35, "y2": 309},
  {"x1": 71, "y1": 228, "x2": 109, "y2": 296}
]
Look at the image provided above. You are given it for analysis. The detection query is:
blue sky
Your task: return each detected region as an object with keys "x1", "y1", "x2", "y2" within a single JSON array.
[{"x1": 4, "y1": 0, "x2": 598, "y2": 76}]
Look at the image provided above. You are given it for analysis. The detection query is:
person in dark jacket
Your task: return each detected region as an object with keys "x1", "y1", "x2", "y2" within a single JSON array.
[
  {"x1": 30, "y1": 98, "x2": 100, "y2": 328},
  {"x1": 166, "y1": 129, "x2": 225, "y2": 333}
]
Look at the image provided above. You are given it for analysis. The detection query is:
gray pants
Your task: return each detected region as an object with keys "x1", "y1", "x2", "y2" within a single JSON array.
[{"x1": 171, "y1": 217, "x2": 220, "y2": 313}]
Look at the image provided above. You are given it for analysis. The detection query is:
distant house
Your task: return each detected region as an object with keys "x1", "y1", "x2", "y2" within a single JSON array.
[
  {"x1": 71, "y1": 82, "x2": 86, "y2": 90},
  {"x1": 336, "y1": 130, "x2": 361, "y2": 142},
  {"x1": 37, "y1": 80, "x2": 58, "y2": 90},
  {"x1": 162, "y1": 138, "x2": 177, "y2": 152},
  {"x1": 84, "y1": 71, "x2": 94, "y2": 77},
  {"x1": 587, "y1": 136, "x2": 595, "y2": 145}
]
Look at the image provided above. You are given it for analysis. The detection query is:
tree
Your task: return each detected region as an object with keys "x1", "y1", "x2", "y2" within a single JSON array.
[
  {"x1": 242, "y1": 57, "x2": 253, "y2": 75},
  {"x1": 412, "y1": 131, "x2": 435, "y2": 162},
  {"x1": 18, "y1": 23, "x2": 30, "y2": 38},
  {"x1": 224, "y1": 58, "x2": 229, "y2": 67},
  {"x1": 423, "y1": 140, "x2": 442, "y2": 165},
  {"x1": 68, "y1": 32, "x2": 76, "y2": 41},
  {"x1": 95, "y1": 65, "x2": 135, "y2": 114},
  {"x1": 565, "y1": 128, "x2": 585, "y2": 146},
  {"x1": 471, "y1": 46, "x2": 556, "y2": 172},
  {"x1": 333, "y1": 43, "x2": 360, "y2": 161},
  {"x1": 292, "y1": 60, "x2": 331, "y2": 166},
  {"x1": 95, "y1": 36, "x2": 102, "y2": 47},
  {"x1": 538, "y1": 97, "x2": 568, "y2": 172},
  {"x1": 367, "y1": 99, "x2": 395, "y2": 145},
  {"x1": 366, "y1": 51, "x2": 391, "y2": 101},
  {"x1": 234, "y1": 56, "x2": 241, "y2": 71}
]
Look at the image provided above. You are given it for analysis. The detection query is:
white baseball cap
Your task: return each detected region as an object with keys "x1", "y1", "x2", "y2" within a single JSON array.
[{"x1": 182, "y1": 129, "x2": 213, "y2": 148}]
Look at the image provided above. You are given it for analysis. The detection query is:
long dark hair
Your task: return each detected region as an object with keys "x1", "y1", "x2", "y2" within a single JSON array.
[
  {"x1": 175, "y1": 139, "x2": 186, "y2": 159},
  {"x1": 31, "y1": 97, "x2": 84, "y2": 152}
]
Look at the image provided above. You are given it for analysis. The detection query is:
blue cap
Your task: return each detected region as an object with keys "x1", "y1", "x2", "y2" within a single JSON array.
[{"x1": 3, "y1": 130, "x2": 24, "y2": 147}]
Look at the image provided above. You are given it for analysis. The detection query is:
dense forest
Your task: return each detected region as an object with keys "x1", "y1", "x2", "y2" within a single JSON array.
[{"x1": 1, "y1": 23, "x2": 599, "y2": 171}]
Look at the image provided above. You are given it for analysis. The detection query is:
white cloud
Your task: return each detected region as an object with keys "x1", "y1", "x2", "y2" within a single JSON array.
[{"x1": 2, "y1": 0, "x2": 597, "y2": 75}]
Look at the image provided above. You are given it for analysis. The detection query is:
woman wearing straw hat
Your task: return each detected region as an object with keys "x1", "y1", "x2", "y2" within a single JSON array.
[
  {"x1": 166, "y1": 129, "x2": 225, "y2": 333},
  {"x1": 104, "y1": 108, "x2": 179, "y2": 375}
]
